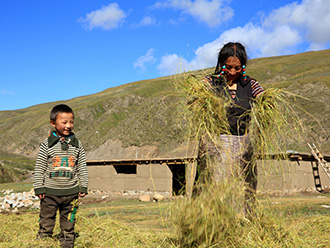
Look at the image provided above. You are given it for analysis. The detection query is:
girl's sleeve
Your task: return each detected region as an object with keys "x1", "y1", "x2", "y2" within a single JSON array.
[
  {"x1": 251, "y1": 80, "x2": 265, "y2": 98},
  {"x1": 202, "y1": 75, "x2": 214, "y2": 90},
  {"x1": 33, "y1": 141, "x2": 48, "y2": 195}
]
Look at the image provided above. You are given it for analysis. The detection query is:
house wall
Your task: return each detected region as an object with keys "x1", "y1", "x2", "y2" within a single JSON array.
[
  {"x1": 257, "y1": 160, "x2": 329, "y2": 193},
  {"x1": 87, "y1": 159, "x2": 329, "y2": 194},
  {"x1": 88, "y1": 163, "x2": 173, "y2": 192}
]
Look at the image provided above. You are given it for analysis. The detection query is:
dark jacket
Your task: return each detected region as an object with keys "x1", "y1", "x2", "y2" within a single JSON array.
[{"x1": 210, "y1": 74, "x2": 253, "y2": 135}]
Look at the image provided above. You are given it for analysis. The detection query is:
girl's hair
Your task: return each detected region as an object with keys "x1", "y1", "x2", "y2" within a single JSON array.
[
  {"x1": 214, "y1": 42, "x2": 248, "y2": 74},
  {"x1": 50, "y1": 104, "x2": 74, "y2": 121}
]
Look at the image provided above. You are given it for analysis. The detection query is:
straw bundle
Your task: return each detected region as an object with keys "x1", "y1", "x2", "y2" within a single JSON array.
[
  {"x1": 175, "y1": 73, "x2": 306, "y2": 159},
  {"x1": 249, "y1": 88, "x2": 305, "y2": 157},
  {"x1": 175, "y1": 74, "x2": 232, "y2": 141},
  {"x1": 172, "y1": 73, "x2": 308, "y2": 247}
]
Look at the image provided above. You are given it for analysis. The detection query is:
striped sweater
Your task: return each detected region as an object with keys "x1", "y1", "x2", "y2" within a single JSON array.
[
  {"x1": 202, "y1": 74, "x2": 265, "y2": 135},
  {"x1": 203, "y1": 75, "x2": 264, "y2": 99},
  {"x1": 34, "y1": 132, "x2": 88, "y2": 196}
]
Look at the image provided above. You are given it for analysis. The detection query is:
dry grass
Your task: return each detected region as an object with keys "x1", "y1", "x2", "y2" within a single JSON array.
[
  {"x1": 174, "y1": 73, "x2": 232, "y2": 140},
  {"x1": 1, "y1": 195, "x2": 330, "y2": 247},
  {"x1": 0, "y1": 199, "x2": 175, "y2": 248},
  {"x1": 174, "y1": 73, "x2": 311, "y2": 157},
  {"x1": 249, "y1": 88, "x2": 312, "y2": 157},
  {"x1": 169, "y1": 72, "x2": 325, "y2": 247},
  {"x1": 169, "y1": 181, "x2": 297, "y2": 247}
]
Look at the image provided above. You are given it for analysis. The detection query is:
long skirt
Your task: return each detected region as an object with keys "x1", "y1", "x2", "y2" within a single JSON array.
[{"x1": 197, "y1": 134, "x2": 257, "y2": 215}]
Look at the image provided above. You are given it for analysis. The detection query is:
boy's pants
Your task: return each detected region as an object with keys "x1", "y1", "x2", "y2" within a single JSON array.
[{"x1": 38, "y1": 194, "x2": 79, "y2": 248}]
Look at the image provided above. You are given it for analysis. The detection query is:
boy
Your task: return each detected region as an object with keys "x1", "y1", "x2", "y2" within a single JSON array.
[{"x1": 34, "y1": 104, "x2": 88, "y2": 248}]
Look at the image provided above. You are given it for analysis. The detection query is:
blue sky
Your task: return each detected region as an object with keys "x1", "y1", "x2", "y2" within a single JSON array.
[{"x1": 1, "y1": 0, "x2": 330, "y2": 111}]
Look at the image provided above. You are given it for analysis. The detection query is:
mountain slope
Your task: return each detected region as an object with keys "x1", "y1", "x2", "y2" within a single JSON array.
[{"x1": 0, "y1": 49, "x2": 329, "y2": 161}]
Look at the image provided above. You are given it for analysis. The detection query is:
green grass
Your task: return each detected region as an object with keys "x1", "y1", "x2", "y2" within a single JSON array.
[
  {"x1": 0, "y1": 182, "x2": 33, "y2": 194},
  {"x1": 0, "y1": 151, "x2": 34, "y2": 169},
  {"x1": 0, "y1": 152, "x2": 34, "y2": 183}
]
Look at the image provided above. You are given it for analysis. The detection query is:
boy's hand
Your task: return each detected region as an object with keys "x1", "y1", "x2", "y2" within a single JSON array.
[
  {"x1": 78, "y1": 192, "x2": 86, "y2": 197},
  {"x1": 38, "y1": 194, "x2": 45, "y2": 199}
]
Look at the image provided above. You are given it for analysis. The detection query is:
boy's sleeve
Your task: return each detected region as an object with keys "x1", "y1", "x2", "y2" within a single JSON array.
[
  {"x1": 33, "y1": 141, "x2": 48, "y2": 195},
  {"x1": 77, "y1": 142, "x2": 89, "y2": 194}
]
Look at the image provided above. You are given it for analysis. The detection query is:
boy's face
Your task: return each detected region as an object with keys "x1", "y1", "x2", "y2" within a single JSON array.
[{"x1": 50, "y1": 112, "x2": 74, "y2": 137}]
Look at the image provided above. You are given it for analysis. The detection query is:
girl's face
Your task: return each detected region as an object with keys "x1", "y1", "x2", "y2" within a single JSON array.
[
  {"x1": 51, "y1": 112, "x2": 74, "y2": 137},
  {"x1": 224, "y1": 56, "x2": 242, "y2": 82}
]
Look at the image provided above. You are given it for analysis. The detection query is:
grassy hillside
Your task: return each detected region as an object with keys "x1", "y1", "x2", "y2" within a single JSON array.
[
  {"x1": 0, "y1": 76, "x2": 185, "y2": 157},
  {"x1": 248, "y1": 50, "x2": 330, "y2": 152},
  {"x1": 0, "y1": 151, "x2": 34, "y2": 183},
  {"x1": 0, "y1": 49, "x2": 329, "y2": 165}
]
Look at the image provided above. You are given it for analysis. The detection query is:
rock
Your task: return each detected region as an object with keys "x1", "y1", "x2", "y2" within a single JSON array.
[
  {"x1": 31, "y1": 201, "x2": 40, "y2": 209},
  {"x1": 1, "y1": 203, "x2": 10, "y2": 210},
  {"x1": 11, "y1": 207, "x2": 18, "y2": 213},
  {"x1": 139, "y1": 195, "x2": 151, "y2": 202},
  {"x1": 153, "y1": 194, "x2": 165, "y2": 202},
  {"x1": 29, "y1": 188, "x2": 35, "y2": 195},
  {"x1": 22, "y1": 199, "x2": 34, "y2": 207},
  {"x1": 101, "y1": 195, "x2": 109, "y2": 200},
  {"x1": 0, "y1": 188, "x2": 40, "y2": 211},
  {"x1": 2, "y1": 189, "x2": 13, "y2": 195}
]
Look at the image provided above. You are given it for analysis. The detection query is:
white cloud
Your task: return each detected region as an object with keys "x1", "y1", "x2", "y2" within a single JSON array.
[
  {"x1": 215, "y1": 23, "x2": 302, "y2": 58},
  {"x1": 264, "y1": 0, "x2": 330, "y2": 50},
  {"x1": 157, "y1": 0, "x2": 330, "y2": 75},
  {"x1": 134, "y1": 49, "x2": 157, "y2": 71},
  {"x1": 157, "y1": 54, "x2": 189, "y2": 75},
  {"x1": 154, "y1": 0, "x2": 233, "y2": 27},
  {"x1": 133, "y1": 16, "x2": 157, "y2": 27},
  {"x1": 78, "y1": 3, "x2": 127, "y2": 30},
  {"x1": 157, "y1": 39, "x2": 220, "y2": 75},
  {"x1": 1, "y1": 89, "x2": 14, "y2": 96}
]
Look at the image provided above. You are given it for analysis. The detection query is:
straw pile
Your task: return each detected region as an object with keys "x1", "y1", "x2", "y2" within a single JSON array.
[
  {"x1": 175, "y1": 73, "x2": 306, "y2": 157},
  {"x1": 171, "y1": 73, "x2": 308, "y2": 247}
]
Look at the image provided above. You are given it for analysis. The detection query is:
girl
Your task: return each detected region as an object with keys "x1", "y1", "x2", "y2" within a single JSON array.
[{"x1": 198, "y1": 42, "x2": 264, "y2": 216}]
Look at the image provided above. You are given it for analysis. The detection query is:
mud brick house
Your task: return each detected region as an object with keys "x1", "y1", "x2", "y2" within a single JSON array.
[{"x1": 87, "y1": 151, "x2": 330, "y2": 196}]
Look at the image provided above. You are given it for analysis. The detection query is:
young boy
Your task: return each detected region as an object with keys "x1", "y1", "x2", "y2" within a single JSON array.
[{"x1": 34, "y1": 104, "x2": 88, "y2": 248}]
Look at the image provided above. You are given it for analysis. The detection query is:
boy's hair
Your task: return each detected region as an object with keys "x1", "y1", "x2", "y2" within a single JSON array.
[
  {"x1": 50, "y1": 104, "x2": 74, "y2": 121},
  {"x1": 215, "y1": 42, "x2": 248, "y2": 74}
]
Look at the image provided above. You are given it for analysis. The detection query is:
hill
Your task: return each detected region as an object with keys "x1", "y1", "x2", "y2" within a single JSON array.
[{"x1": 0, "y1": 49, "x2": 329, "y2": 165}]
